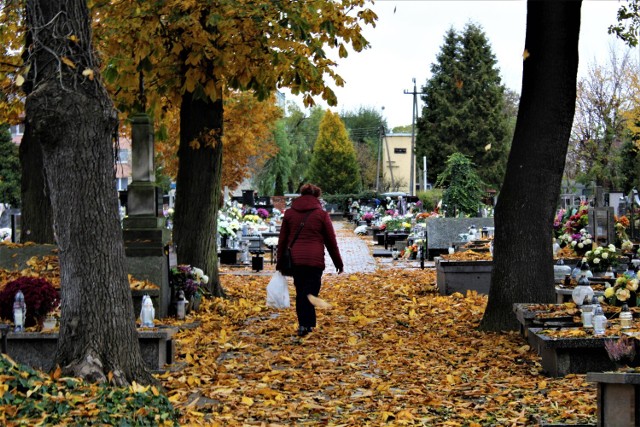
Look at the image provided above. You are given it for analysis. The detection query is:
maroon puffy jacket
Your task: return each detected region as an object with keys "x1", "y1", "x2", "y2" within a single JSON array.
[{"x1": 276, "y1": 195, "x2": 343, "y2": 271}]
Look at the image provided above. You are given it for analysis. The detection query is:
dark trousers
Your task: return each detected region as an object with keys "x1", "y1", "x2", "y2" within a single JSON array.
[{"x1": 292, "y1": 266, "x2": 323, "y2": 328}]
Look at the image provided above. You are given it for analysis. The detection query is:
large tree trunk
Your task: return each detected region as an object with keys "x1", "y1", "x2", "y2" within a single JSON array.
[
  {"x1": 480, "y1": 1, "x2": 581, "y2": 331},
  {"x1": 19, "y1": 123, "x2": 54, "y2": 244},
  {"x1": 174, "y1": 91, "x2": 224, "y2": 297},
  {"x1": 18, "y1": 29, "x2": 54, "y2": 244},
  {"x1": 25, "y1": 0, "x2": 154, "y2": 385}
]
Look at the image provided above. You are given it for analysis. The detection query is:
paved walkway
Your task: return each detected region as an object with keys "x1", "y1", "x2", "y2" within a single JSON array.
[
  {"x1": 324, "y1": 221, "x2": 377, "y2": 274},
  {"x1": 221, "y1": 219, "x2": 432, "y2": 276}
]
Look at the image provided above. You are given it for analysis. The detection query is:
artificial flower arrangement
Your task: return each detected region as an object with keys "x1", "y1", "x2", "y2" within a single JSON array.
[
  {"x1": 217, "y1": 217, "x2": 241, "y2": 237},
  {"x1": 222, "y1": 201, "x2": 244, "y2": 220},
  {"x1": 242, "y1": 214, "x2": 261, "y2": 223},
  {"x1": 554, "y1": 201, "x2": 589, "y2": 240},
  {"x1": 403, "y1": 244, "x2": 419, "y2": 258},
  {"x1": 263, "y1": 237, "x2": 279, "y2": 247},
  {"x1": 0, "y1": 277, "x2": 60, "y2": 327},
  {"x1": 621, "y1": 240, "x2": 634, "y2": 252},
  {"x1": 169, "y1": 265, "x2": 209, "y2": 299},
  {"x1": 381, "y1": 217, "x2": 410, "y2": 232},
  {"x1": 585, "y1": 244, "x2": 620, "y2": 274},
  {"x1": 558, "y1": 228, "x2": 592, "y2": 256},
  {"x1": 256, "y1": 208, "x2": 270, "y2": 219},
  {"x1": 615, "y1": 215, "x2": 631, "y2": 244},
  {"x1": 361, "y1": 212, "x2": 375, "y2": 221},
  {"x1": 604, "y1": 275, "x2": 639, "y2": 306}
]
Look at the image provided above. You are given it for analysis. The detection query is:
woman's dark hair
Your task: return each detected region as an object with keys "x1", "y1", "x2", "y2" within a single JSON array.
[{"x1": 300, "y1": 183, "x2": 322, "y2": 198}]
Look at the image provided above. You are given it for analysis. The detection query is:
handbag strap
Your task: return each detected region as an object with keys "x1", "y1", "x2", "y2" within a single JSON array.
[{"x1": 289, "y1": 209, "x2": 316, "y2": 249}]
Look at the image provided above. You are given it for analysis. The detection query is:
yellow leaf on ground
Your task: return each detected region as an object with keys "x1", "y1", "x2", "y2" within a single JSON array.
[{"x1": 61, "y1": 56, "x2": 75, "y2": 68}]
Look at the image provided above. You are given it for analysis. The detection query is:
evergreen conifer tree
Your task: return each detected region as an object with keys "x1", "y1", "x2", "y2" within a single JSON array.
[
  {"x1": 307, "y1": 111, "x2": 361, "y2": 194},
  {"x1": 0, "y1": 125, "x2": 21, "y2": 207},
  {"x1": 436, "y1": 152, "x2": 485, "y2": 217},
  {"x1": 416, "y1": 23, "x2": 510, "y2": 190}
]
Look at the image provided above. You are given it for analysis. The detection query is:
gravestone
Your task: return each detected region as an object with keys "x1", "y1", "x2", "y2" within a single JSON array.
[
  {"x1": 426, "y1": 217, "x2": 494, "y2": 259},
  {"x1": 588, "y1": 207, "x2": 615, "y2": 247},
  {"x1": 122, "y1": 113, "x2": 171, "y2": 317}
]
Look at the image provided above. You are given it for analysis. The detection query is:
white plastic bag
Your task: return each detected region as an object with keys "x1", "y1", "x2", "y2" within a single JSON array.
[{"x1": 266, "y1": 272, "x2": 290, "y2": 309}]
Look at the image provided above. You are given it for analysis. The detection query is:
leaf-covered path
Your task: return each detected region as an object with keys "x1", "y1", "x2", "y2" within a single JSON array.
[{"x1": 163, "y1": 224, "x2": 596, "y2": 426}]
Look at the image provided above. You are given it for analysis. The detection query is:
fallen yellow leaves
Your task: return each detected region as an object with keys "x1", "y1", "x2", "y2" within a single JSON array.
[
  {"x1": 0, "y1": 254, "x2": 158, "y2": 292},
  {"x1": 441, "y1": 250, "x2": 492, "y2": 261},
  {"x1": 161, "y1": 267, "x2": 596, "y2": 426}
]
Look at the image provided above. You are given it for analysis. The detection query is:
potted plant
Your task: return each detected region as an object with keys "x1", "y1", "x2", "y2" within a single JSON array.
[
  {"x1": 169, "y1": 265, "x2": 209, "y2": 313},
  {"x1": 604, "y1": 335, "x2": 640, "y2": 369},
  {"x1": 0, "y1": 277, "x2": 60, "y2": 328}
]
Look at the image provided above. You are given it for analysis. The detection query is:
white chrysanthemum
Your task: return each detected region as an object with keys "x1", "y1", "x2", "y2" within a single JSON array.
[
  {"x1": 602, "y1": 252, "x2": 609, "y2": 259},
  {"x1": 593, "y1": 258, "x2": 601, "y2": 264},
  {"x1": 201, "y1": 275, "x2": 209, "y2": 284},
  {"x1": 578, "y1": 243, "x2": 584, "y2": 249},
  {"x1": 608, "y1": 244, "x2": 616, "y2": 252},
  {"x1": 584, "y1": 239, "x2": 592, "y2": 245}
]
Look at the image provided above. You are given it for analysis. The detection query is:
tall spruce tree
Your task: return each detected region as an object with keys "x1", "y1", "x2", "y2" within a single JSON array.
[
  {"x1": 416, "y1": 23, "x2": 510, "y2": 190},
  {"x1": 0, "y1": 125, "x2": 21, "y2": 207},
  {"x1": 307, "y1": 111, "x2": 361, "y2": 194}
]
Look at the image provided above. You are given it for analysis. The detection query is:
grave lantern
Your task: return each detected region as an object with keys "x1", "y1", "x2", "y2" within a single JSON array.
[
  {"x1": 572, "y1": 275, "x2": 594, "y2": 307},
  {"x1": 13, "y1": 290, "x2": 26, "y2": 332},
  {"x1": 581, "y1": 296, "x2": 594, "y2": 328},
  {"x1": 140, "y1": 294, "x2": 155, "y2": 327},
  {"x1": 176, "y1": 290, "x2": 187, "y2": 320}
]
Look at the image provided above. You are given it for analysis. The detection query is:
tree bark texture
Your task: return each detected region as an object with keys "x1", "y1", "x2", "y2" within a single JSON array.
[
  {"x1": 480, "y1": 1, "x2": 582, "y2": 331},
  {"x1": 25, "y1": 0, "x2": 154, "y2": 385},
  {"x1": 174, "y1": 91, "x2": 224, "y2": 297},
  {"x1": 19, "y1": 123, "x2": 55, "y2": 244},
  {"x1": 18, "y1": 29, "x2": 55, "y2": 245}
]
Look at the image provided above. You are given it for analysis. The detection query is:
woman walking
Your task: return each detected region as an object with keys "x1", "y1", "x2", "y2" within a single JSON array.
[{"x1": 276, "y1": 184, "x2": 344, "y2": 336}]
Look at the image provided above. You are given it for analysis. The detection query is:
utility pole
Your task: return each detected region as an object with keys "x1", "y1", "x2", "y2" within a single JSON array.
[
  {"x1": 404, "y1": 78, "x2": 426, "y2": 196},
  {"x1": 376, "y1": 106, "x2": 385, "y2": 194}
]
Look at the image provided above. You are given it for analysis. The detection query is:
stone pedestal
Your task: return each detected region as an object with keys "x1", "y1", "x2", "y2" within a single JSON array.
[
  {"x1": 528, "y1": 327, "x2": 616, "y2": 377},
  {"x1": 122, "y1": 113, "x2": 172, "y2": 318},
  {"x1": 7, "y1": 328, "x2": 179, "y2": 373},
  {"x1": 435, "y1": 258, "x2": 493, "y2": 295},
  {"x1": 587, "y1": 372, "x2": 640, "y2": 427}
]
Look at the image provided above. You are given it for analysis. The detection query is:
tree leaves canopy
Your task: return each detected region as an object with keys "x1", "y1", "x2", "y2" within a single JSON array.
[
  {"x1": 307, "y1": 110, "x2": 361, "y2": 194},
  {"x1": 95, "y1": 0, "x2": 377, "y2": 116},
  {"x1": 415, "y1": 23, "x2": 510, "y2": 190}
]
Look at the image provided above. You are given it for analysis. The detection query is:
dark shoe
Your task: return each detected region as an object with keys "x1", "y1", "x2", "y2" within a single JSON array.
[{"x1": 297, "y1": 326, "x2": 313, "y2": 337}]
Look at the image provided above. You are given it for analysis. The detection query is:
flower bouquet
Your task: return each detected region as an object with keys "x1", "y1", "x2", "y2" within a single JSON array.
[
  {"x1": 263, "y1": 237, "x2": 279, "y2": 247},
  {"x1": 615, "y1": 215, "x2": 631, "y2": 245},
  {"x1": 169, "y1": 265, "x2": 209, "y2": 300},
  {"x1": 585, "y1": 244, "x2": 620, "y2": 274},
  {"x1": 604, "y1": 275, "x2": 639, "y2": 306},
  {"x1": 256, "y1": 208, "x2": 270, "y2": 219},
  {"x1": 361, "y1": 212, "x2": 375, "y2": 221}
]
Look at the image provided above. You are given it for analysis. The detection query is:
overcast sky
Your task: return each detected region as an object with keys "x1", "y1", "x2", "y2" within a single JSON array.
[{"x1": 286, "y1": 0, "x2": 632, "y2": 129}]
